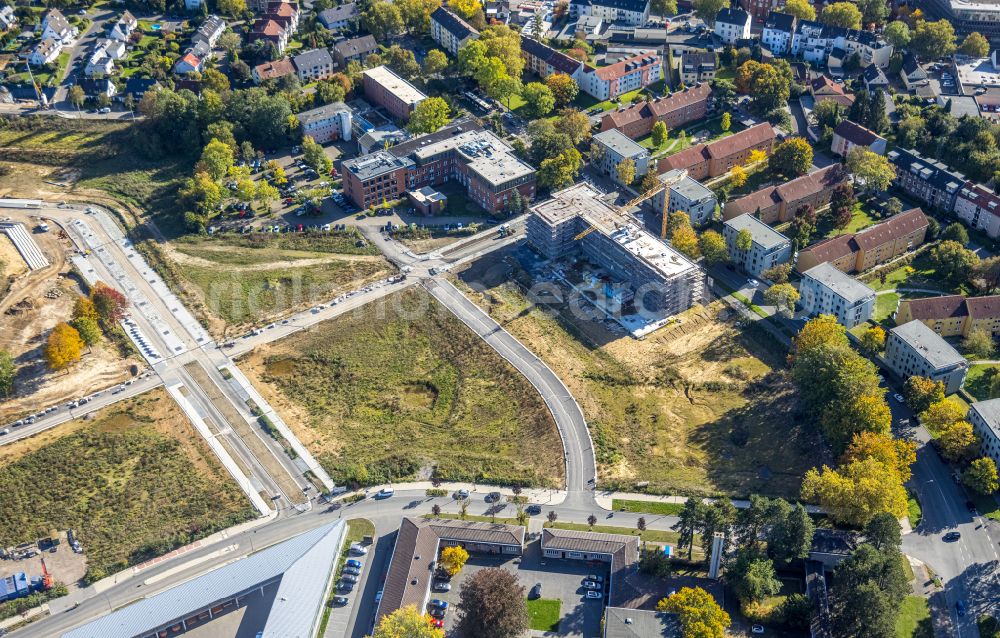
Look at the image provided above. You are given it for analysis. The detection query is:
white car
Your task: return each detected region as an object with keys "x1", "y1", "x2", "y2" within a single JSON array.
[
  {"x1": 747, "y1": 278, "x2": 759, "y2": 288},
  {"x1": 751, "y1": 625, "x2": 765, "y2": 634},
  {"x1": 893, "y1": 393, "x2": 905, "y2": 403},
  {"x1": 585, "y1": 591, "x2": 602, "y2": 600}
]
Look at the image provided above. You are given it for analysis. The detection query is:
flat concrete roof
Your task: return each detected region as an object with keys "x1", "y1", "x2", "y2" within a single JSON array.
[
  {"x1": 412, "y1": 129, "x2": 534, "y2": 186},
  {"x1": 803, "y1": 262, "x2": 875, "y2": 304},
  {"x1": 594, "y1": 128, "x2": 648, "y2": 159},
  {"x1": 363, "y1": 65, "x2": 427, "y2": 105},
  {"x1": 891, "y1": 319, "x2": 968, "y2": 370},
  {"x1": 724, "y1": 213, "x2": 789, "y2": 250}
]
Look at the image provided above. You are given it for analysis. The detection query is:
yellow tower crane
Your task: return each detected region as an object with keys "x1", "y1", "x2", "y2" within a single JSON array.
[{"x1": 572, "y1": 170, "x2": 689, "y2": 241}]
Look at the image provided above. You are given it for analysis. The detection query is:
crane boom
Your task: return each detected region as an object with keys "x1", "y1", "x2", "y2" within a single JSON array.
[{"x1": 572, "y1": 169, "x2": 688, "y2": 242}]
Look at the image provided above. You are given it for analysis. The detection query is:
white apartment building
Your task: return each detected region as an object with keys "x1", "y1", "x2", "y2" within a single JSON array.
[
  {"x1": 885, "y1": 320, "x2": 970, "y2": 395},
  {"x1": 799, "y1": 263, "x2": 876, "y2": 328}
]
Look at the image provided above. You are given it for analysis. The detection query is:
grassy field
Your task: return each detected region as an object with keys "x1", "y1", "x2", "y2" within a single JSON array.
[
  {"x1": 964, "y1": 363, "x2": 999, "y2": 401},
  {"x1": 456, "y1": 261, "x2": 821, "y2": 499},
  {"x1": 874, "y1": 293, "x2": 900, "y2": 323},
  {"x1": 612, "y1": 499, "x2": 684, "y2": 516},
  {"x1": 868, "y1": 252, "x2": 950, "y2": 293},
  {"x1": 168, "y1": 232, "x2": 390, "y2": 332},
  {"x1": 239, "y1": 287, "x2": 564, "y2": 488},
  {"x1": 0, "y1": 389, "x2": 255, "y2": 580},
  {"x1": 896, "y1": 596, "x2": 933, "y2": 638},
  {"x1": 526, "y1": 598, "x2": 561, "y2": 632},
  {"x1": 0, "y1": 117, "x2": 188, "y2": 234},
  {"x1": 820, "y1": 203, "x2": 879, "y2": 239}
]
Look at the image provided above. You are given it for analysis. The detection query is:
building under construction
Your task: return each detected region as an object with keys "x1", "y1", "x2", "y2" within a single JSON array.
[{"x1": 526, "y1": 183, "x2": 704, "y2": 317}]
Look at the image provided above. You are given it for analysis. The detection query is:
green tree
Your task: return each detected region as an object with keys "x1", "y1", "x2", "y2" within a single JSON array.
[
  {"x1": 651, "y1": 121, "x2": 668, "y2": 147},
  {"x1": 616, "y1": 158, "x2": 637, "y2": 186},
  {"x1": 883, "y1": 21, "x2": 911, "y2": 48},
  {"x1": 964, "y1": 327, "x2": 996, "y2": 359},
  {"x1": 699, "y1": 230, "x2": 728, "y2": 265},
  {"x1": 301, "y1": 136, "x2": 332, "y2": 174},
  {"x1": 180, "y1": 172, "x2": 224, "y2": 214},
  {"x1": 960, "y1": 31, "x2": 990, "y2": 58},
  {"x1": 673, "y1": 498, "x2": 703, "y2": 561},
  {"x1": 640, "y1": 172, "x2": 660, "y2": 193},
  {"x1": 199, "y1": 138, "x2": 235, "y2": 181},
  {"x1": 371, "y1": 605, "x2": 444, "y2": 638},
  {"x1": 735, "y1": 228, "x2": 753, "y2": 254},
  {"x1": 928, "y1": 240, "x2": 979, "y2": 286},
  {"x1": 782, "y1": 0, "x2": 816, "y2": 20},
  {"x1": 832, "y1": 544, "x2": 909, "y2": 638},
  {"x1": 763, "y1": 283, "x2": 799, "y2": 318},
  {"x1": 423, "y1": 48, "x2": 449, "y2": 77},
  {"x1": 361, "y1": 0, "x2": 404, "y2": 39},
  {"x1": 964, "y1": 457, "x2": 999, "y2": 494},
  {"x1": 846, "y1": 147, "x2": 895, "y2": 192},
  {"x1": 904, "y1": 376, "x2": 945, "y2": 414},
  {"x1": 545, "y1": 73, "x2": 579, "y2": 108},
  {"x1": 650, "y1": 0, "x2": 678, "y2": 17},
  {"x1": 537, "y1": 148, "x2": 582, "y2": 189},
  {"x1": 692, "y1": 0, "x2": 728, "y2": 25},
  {"x1": 911, "y1": 19, "x2": 957, "y2": 60},
  {"x1": 768, "y1": 503, "x2": 816, "y2": 564},
  {"x1": 0, "y1": 349, "x2": 14, "y2": 397},
  {"x1": 856, "y1": 0, "x2": 889, "y2": 25},
  {"x1": 407, "y1": 97, "x2": 451, "y2": 134},
  {"x1": 656, "y1": 587, "x2": 731, "y2": 638},
  {"x1": 769, "y1": 137, "x2": 813, "y2": 177},
  {"x1": 762, "y1": 262, "x2": 792, "y2": 284},
  {"x1": 942, "y1": 222, "x2": 970, "y2": 245},
  {"x1": 455, "y1": 568, "x2": 529, "y2": 638},
  {"x1": 71, "y1": 316, "x2": 101, "y2": 347},
  {"x1": 821, "y1": 1, "x2": 862, "y2": 29},
  {"x1": 202, "y1": 68, "x2": 230, "y2": 93},
  {"x1": 522, "y1": 82, "x2": 556, "y2": 118},
  {"x1": 730, "y1": 552, "x2": 781, "y2": 605},
  {"x1": 68, "y1": 85, "x2": 85, "y2": 110},
  {"x1": 863, "y1": 512, "x2": 902, "y2": 552},
  {"x1": 554, "y1": 109, "x2": 592, "y2": 145}
]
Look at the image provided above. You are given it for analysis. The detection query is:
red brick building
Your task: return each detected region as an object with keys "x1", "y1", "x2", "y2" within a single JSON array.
[
  {"x1": 723, "y1": 164, "x2": 846, "y2": 224},
  {"x1": 658, "y1": 122, "x2": 776, "y2": 180},
  {"x1": 600, "y1": 82, "x2": 711, "y2": 139},
  {"x1": 362, "y1": 65, "x2": 427, "y2": 120}
]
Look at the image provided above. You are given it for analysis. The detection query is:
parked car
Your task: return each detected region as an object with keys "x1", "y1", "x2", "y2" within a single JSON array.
[
  {"x1": 586, "y1": 591, "x2": 603, "y2": 600},
  {"x1": 376, "y1": 487, "x2": 394, "y2": 499},
  {"x1": 529, "y1": 583, "x2": 542, "y2": 600},
  {"x1": 343, "y1": 566, "x2": 361, "y2": 576},
  {"x1": 751, "y1": 625, "x2": 765, "y2": 634},
  {"x1": 485, "y1": 491, "x2": 502, "y2": 503},
  {"x1": 433, "y1": 581, "x2": 452, "y2": 592},
  {"x1": 429, "y1": 600, "x2": 449, "y2": 609},
  {"x1": 429, "y1": 607, "x2": 447, "y2": 619},
  {"x1": 349, "y1": 543, "x2": 368, "y2": 555},
  {"x1": 526, "y1": 504, "x2": 541, "y2": 515},
  {"x1": 583, "y1": 581, "x2": 600, "y2": 590},
  {"x1": 587, "y1": 574, "x2": 605, "y2": 583},
  {"x1": 333, "y1": 596, "x2": 349, "y2": 606},
  {"x1": 340, "y1": 574, "x2": 359, "y2": 584},
  {"x1": 345, "y1": 559, "x2": 363, "y2": 569},
  {"x1": 455, "y1": 489, "x2": 470, "y2": 499}
]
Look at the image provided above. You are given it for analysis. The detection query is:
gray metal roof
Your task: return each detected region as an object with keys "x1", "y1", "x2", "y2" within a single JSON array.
[
  {"x1": 970, "y1": 399, "x2": 1000, "y2": 439},
  {"x1": 293, "y1": 47, "x2": 333, "y2": 70},
  {"x1": 724, "y1": 213, "x2": 789, "y2": 250},
  {"x1": 593, "y1": 129, "x2": 647, "y2": 159},
  {"x1": 298, "y1": 101, "x2": 350, "y2": 127},
  {"x1": 803, "y1": 262, "x2": 875, "y2": 304},
  {"x1": 604, "y1": 608, "x2": 682, "y2": 638},
  {"x1": 890, "y1": 320, "x2": 968, "y2": 370},
  {"x1": 61, "y1": 521, "x2": 347, "y2": 638},
  {"x1": 670, "y1": 176, "x2": 714, "y2": 203}
]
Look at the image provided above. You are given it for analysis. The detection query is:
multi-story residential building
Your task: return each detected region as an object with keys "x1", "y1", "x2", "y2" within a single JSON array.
[
  {"x1": 317, "y1": 3, "x2": 357, "y2": 30},
  {"x1": 193, "y1": 15, "x2": 227, "y2": 48},
  {"x1": 571, "y1": 0, "x2": 650, "y2": 26},
  {"x1": 362, "y1": 65, "x2": 427, "y2": 120},
  {"x1": 796, "y1": 208, "x2": 929, "y2": 273},
  {"x1": 430, "y1": 6, "x2": 479, "y2": 56},
  {"x1": 714, "y1": 7, "x2": 751, "y2": 44},
  {"x1": 679, "y1": 50, "x2": 716, "y2": 85},
  {"x1": 527, "y1": 183, "x2": 704, "y2": 316},
  {"x1": 900, "y1": 53, "x2": 928, "y2": 89},
  {"x1": 333, "y1": 35, "x2": 378, "y2": 68},
  {"x1": 844, "y1": 30, "x2": 893, "y2": 69},
  {"x1": 28, "y1": 38, "x2": 61, "y2": 66},
  {"x1": 739, "y1": 0, "x2": 781, "y2": 24},
  {"x1": 651, "y1": 169, "x2": 717, "y2": 227},
  {"x1": 253, "y1": 57, "x2": 296, "y2": 83},
  {"x1": 761, "y1": 12, "x2": 796, "y2": 55},
  {"x1": 790, "y1": 21, "x2": 893, "y2": 69},
  {"x1": 723, "y1": 164, "x2": 845, "y2": 224},
  {"x1": 659, "y1": 122, "x2": 775, "y2": 181},
  {"x1": 84, "y1": 44, "x2": 115, "y2": 76},
  {"x1": 954, "y1": 182, "x2": 1000, "y2": 239},
  {"x1": 173, "y1": 41, "x2": 213, "y2": 74},
  {"x1": 592, "y1": 129, "x2": 649, "y2": 184},
  {"x1": 600, "y1": 82, "x2": 711, "y2": 138},
  {"x1": 723, "y1": 213, "x2": 792, "y2": 278},
  {"x1": 266, "y1": 1, "x2": 299, "y2": 33},
  {"x1": 106, "y1": 11, "x2": 137, "y2": 42},
  {"x1": 0, "y1": 6, "x2": 18, "y2": 32},
  {"x1": 863, "y1": 63, "x2": 890, "y2": 91},
  {"x1": 41, "y1": 9, "x2": 78, "y2": 44},
  {"x1": 799, "y1": 262, "x2": 876, "y2": 328},
  {"x1": 831, "y1": 119, "x2": 887, "y2": 157},
  {"x1": 885, "y1": 320, "x2": 969, "y2": 395},
  {"x1": 968, "y1": 400, "x2": 1000, "y2": 470},
  {"x1": 299, "y1": 102, "x2": 353, "y2": 143},
  {"x1": 293, "y1": 48, "x2": 334, "y2": 81},
  {"x1": 895, "y1": 295, "x2": 1000, "y2": 338},
  {"x1": 342, "y1": 120, "x2": 536, "y2": 214},
  {"x1": 810, "y1": 75, "x2": 855, "y2": 109},
  {"x1": 249, "y1": 18, "x2": 290, "y2": 54},
  {"x1": 520, "y1": 37, "x2": 585, "y2": 80},
  {"x1": 888, "y1": 148, "x2": 966, "y2": 212},
  {"x1": 578, "y1": 51, "x2": 660, "y2": 100}
]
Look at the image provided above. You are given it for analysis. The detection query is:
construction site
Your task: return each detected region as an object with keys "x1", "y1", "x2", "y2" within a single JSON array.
[{"x1": 525, "y1": 182, "x2": 705, "y2": 338}]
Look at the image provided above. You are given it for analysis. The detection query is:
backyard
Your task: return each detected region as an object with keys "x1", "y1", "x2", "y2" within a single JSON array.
[
  {"x1": 454, "y1": 254, "x2": 824, "y2": 499},
  {"x1": 164, "y1": 232, "x2": 392, "y2": 336},
  {"x1": 0, "y1": 389, "x2": 256, "y2": 581},
  {"x1": 238, "y1": 287, "x2": 564, "y2": 488},
  {"x1": 638, "y1": 115, "x2": 745, "y2": 160}
]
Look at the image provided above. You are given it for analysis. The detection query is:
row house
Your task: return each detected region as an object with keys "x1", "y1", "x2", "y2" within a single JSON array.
[
  {"x1": 761, "y1": 12, "x2": 796, "y2": 55},
  {"x1": 430, "y1": 6, "x2": 479, "y2": 57},
  {"x1": 714, "y1": 7, "x2": 751, "y2": 45},
  {"x1": 896, "y1": 295, "x2": 1000, "y2": 338},
  {"x1": 193, "y1": 15, "x2": 227, "y2": 49},
  {"x1": 0, "y1": 6, "x2": 18, "y2": 32},
  {"x1": 173, "y1": 41, "x2": 212, "y2": 74},
  {"x1": 578, "y1": 51, "x2": 660, "y2": 101},
  {"x1": 888, "y1": 147, "x2": 966, "y2": 212},
  {"x1": 249, "y1": 2, "x2": 298, "y2": 54},
  {"x1": 658, "y1": 122, "x2": 775, "y2": 181},
  {"x1": 723, "y1": 164, "x2": 846, "y2": 225},
  {"x1": 520, "y1": 37, "x2": 584, "y2": 81},
  {"x1": 796, "y1": 208, "x2": 929, "y2": 273},
  {"x1": 600, "y1": 82, "x2": 711, "y2": 139},
  {"x1": 954, "y1": 182, "x2": 1000, "y2": 239}
]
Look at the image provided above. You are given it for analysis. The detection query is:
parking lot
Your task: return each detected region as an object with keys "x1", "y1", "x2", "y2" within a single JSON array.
[{"x1": 431, "y1": 539, "x2": 609, "y2": 638}]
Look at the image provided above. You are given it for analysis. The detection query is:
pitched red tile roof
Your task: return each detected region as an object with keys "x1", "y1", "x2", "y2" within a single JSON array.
[
  {"x1": 800, "y1": 233, "x2": 857, "y2": 264},
  {"x1": 589, "y1": 51, "x2": 658, "y2": 81},
  {"x1": 965, "y1": 296, "x2": 1000, "y2": 320},
  {"x1": 254, "y1": 57, "x2": 295, "y2": 80},
  {"x1": 726, "y1": 165, "x2": 845, "y2": 218},
  {"x1": 833, "y1": 119, "x2": 883, "y2": 147},
  {"x1": 602, "y1": 83, "x2": 711, "y2": 131},
  {"x1": 852, "y1": 207, "x2": 927, "y2": 251},
  {"x1": 903, "y1": 295, "x2": 968, "y2": 321},
  {"x1": 660, "y1": 122, "x2": 775, "y2": 171}
]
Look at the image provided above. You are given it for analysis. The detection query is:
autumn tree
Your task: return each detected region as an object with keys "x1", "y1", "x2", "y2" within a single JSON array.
[
  {"x1": 964, "y1": 457, "x2": 999, "y2": 494},
  {"x1": 768, "y1": 137, "x2": 813, "y2": 177},
  {"x1": 545, "y1": 73, "x2": 579, "y2": 108},
  {"x1": 919, "y1": 398, "x2": 966, "y2": 434},
  {"x1": 408, "y1": 97, "x2": 451, "y2": 134},
  {"x1": 904, "y1": 376, "x2": 945, "y2": 414},
  {"x1": 553, "y1": 109, "x2": 592, "y2": 145},
  {"x1": 720, "y1": 112, "x2": 731, "y2": 132},
  {"x1": 801, "y1": 458, "x2": 908, "y2": 526},
  {"x1": 938, "y1": 420, "x2": 977, "y2": 463},
  {"x1": 91, "y1": 283, "x2": 129, "y2": 325},
  {"x1": 782, "y1": 0, "x2": 816, "y2": 20},
  {"x1": 615, "y1": 158, "x2": 637, "y2": 186},
  {"x1": 45, "y1": 323, "x2": 84, "y2": 371},
  {"x1": 859, "y1": 325, "x2": 886, "y2": 354},
  {"x1": 764, "y1": 283, "x2": 799, "y2": 318},
  {"x1": 735, "y1": 227, "x2": 753, "y2": 253},
  {"x1": 842, "y1": 431, "x2": 916, "y2": 483},
  {"x1": 846, "y1": 147, "x2": 896, "y2": 192},
  {"x1": 960, "y1": 31, "x2": 990, "y2": 58},
  {"x1": 651, "y1": 121, "x2": 668, "y2": 147},
  {"x1": 656, "y1": 587, "x2": 731, "y2": 638},
  {"x1": 762, "y1": 262, "x2": 792, "y2": 284},
  {"x1": 456, "y1": 568, "x2": 529, "y2": 638},
  {"x1": 729, "y1": 164, "x2": 748, "y2": 188},
  {"x1": 199, "y1": 138, "x2": 235, "y2": 181},
  {"x1": 821, "y1": 1, "x2": 862, "y2": 29},
  {"x1": 372, "y1": 605, "x2": 444, "y2": 638},
  {"x1": 911, "y1": 19, "x2": 957, "y2": 60},
  {"x1": 440, "y1": 545, "x2": 470, "y2": 576},
  {"x1": 537, "y1": 148, "x2": 582, "y2": 189},
  {"x1": 0, "y1": 350, "x2": 14, "y2": 398},
  {"x1": 699, "y1": 230, "x2": 728, "y2": 265}
]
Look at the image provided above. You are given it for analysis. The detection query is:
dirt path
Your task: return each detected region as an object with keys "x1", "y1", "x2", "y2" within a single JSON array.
[{"x1": 164, "y1": 243, "x2": 386, "y2": 270}]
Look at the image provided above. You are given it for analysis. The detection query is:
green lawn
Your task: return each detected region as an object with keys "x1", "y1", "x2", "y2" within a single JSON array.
[
  {"x1": 821, "y1": 203, "x2": 879, "y2": 239},
  {"x1": 896, "y1": 596, "x2": 933, "y2": 638},
  {"x1": 526, "y1": 598, "x2": 561, "y2": 632},
  {"x1": 573, "y1": 87, "x2": 647, "y2": 113},
  {"x1": 638, "y1": 115, "x2": 744, "y2": 159},
  {"x1": 869, "y1": 253, "x2": 947, "y2": 293},
  {"x1": 964, "y1": 363, "x2": 999, "y2": 401},
  {"x1": 612, "y1": 499, "x2": 683, "y2": 516},
  {"x1": 874, "y1": 293, "x2": 900, "y2": 323},
  {"x1": 907, "y1": 490, "x2": 922, "y2": 528}
]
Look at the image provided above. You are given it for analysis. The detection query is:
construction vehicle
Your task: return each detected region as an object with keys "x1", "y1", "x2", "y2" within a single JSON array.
[
  {"x1": 40, "y1": 557, "x2": 53, "y2": 590},
  {"x1": 573, "y1": 170, "x2": 688, "y2": 242}
]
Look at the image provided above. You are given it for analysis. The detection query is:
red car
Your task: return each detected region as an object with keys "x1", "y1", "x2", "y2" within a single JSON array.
[{"x1": 428, "y1": 618, "x2": 443, "y2": 628}]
